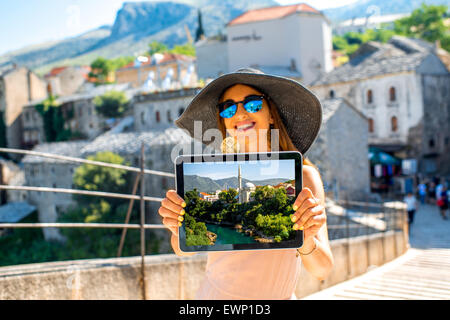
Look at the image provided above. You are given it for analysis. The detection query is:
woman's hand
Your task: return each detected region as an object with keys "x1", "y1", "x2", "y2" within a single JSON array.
[
  {"x1": 158, "y1": 190, "x2": 195, "y2": 256},
  {"x1": 290, "y1": 187, "x2": 326, "y2": 241}
]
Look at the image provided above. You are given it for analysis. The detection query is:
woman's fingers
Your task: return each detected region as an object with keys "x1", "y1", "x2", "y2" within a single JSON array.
[
  {"x1": 301, "y1": 212, "x2": 327, "y2": 230},
  {"x1": 158, "y1": 206, "x2": 184, "y2": 222},
  {"x1": 292, "y1": 205, "x2": 325, "y2": 230},
  {"x1": 163, "y1": 217, "x2": 180, "y2": 237},
  {"x1": 292, "y1": 187, "x2": 315, "y2": 211},
  {"x1": 292, "y1": 197, "x2": 317, "y2": 223},
  {"x1": 166, "y1": 190, "x2": 186, "y2": 208}
]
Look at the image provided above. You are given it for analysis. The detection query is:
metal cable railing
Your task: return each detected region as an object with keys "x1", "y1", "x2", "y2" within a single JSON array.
[{"x1": 0, "y1": 146, "x2": 171, "y2": 300}]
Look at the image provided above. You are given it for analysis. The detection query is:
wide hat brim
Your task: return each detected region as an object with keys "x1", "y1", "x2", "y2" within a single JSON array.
[{"x1": 175, "y1": 68, "x2": 322, "y2": 155}]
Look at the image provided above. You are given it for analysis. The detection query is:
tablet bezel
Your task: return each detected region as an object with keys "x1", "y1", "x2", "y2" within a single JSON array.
[{"x1": 175, "y1": 151, "x2": 303, "y2": 253}]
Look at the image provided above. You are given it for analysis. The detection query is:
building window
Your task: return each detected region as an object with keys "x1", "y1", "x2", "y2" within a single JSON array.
[
  {"x1": 329, "y1": 90, "x2": 335, "y2": 98},
  {"x1": 141, "y1": 112, "x2": 145, "y2": 125},
  {"x1": 367, "y1": 90, "x2": 373, "y2": 104},
  {"x1": 178, "y1": 107, "x2": 184, "y2": 116},
  {"x1": 445, "y1": 136, "x2": 449, "y2": 146},
  {"x1": 391, "y1": 116, "x2": 398, "y2": 132},
  {"x1": 429, "y1": 139, "x2": 435, "y2": 148},
  {"x1": 162, "y1": 177, "x2": 168, "y2": 189},
  {"x1": 167, "y1": 110, "x2": 172, "y2": 122},
  {"x1": 368, "y1": 118, "x2": 374, "y2": 133},
  {"x1": 25, "y1": 111, "x2": 30, "y2": 122},
  {"x1": 156, "y1": 111, "x2": 160, "y2": 123},
  {"x1": 389, "y1": 87, "x2": 396, "y2": 102}
]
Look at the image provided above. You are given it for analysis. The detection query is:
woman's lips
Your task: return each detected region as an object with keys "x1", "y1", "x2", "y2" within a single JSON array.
[{"x1": 235, "y1": 121, "x2": 256, "y2": 132}]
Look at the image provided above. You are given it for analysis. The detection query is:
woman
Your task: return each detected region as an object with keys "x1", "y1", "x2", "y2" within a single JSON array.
[
  {"x1": 158, "y1": 68, "x2": 334, "y2": 299},
  {"x1": 437, "y1": 185, "x2": 448, "y2": 220}
]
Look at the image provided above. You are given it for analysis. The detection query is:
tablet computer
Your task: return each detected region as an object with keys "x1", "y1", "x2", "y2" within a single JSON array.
[{"x1": 175, "y1": 151, "x2": 303, "y2": 253}]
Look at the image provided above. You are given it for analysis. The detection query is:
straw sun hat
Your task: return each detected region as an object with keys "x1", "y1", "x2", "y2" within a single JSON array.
[{"x1": 175, "y1": 68, "x2": 322, "y2": 155}]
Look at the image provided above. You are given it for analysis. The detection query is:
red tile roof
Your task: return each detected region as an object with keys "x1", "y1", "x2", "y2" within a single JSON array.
[
  {"x1": 119, "y1": 53, "x2": 195, "y2": 70},
  {"x1": 228, "y1": 3, "x2": 320, "y2": 26}
]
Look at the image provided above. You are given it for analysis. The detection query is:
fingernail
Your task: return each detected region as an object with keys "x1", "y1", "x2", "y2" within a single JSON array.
[
  {"x1": 181, "y1": 202, "x2": 186, "y2": 208},
  {"x1": 180, "y1": 209, "x2": 185, "y2": 215},
  {"x1": 293, "y1": 205, "x2": 298, "y2": 211},
  {"x1": 178, "y1": 222, "x2": 182, "y2": 227},
  {"x1": 178, "y1": 215, "x2": 184, "y2": 222},
  {"x1": 291, "y1": 215, "x2": 297, "y2": 223}
]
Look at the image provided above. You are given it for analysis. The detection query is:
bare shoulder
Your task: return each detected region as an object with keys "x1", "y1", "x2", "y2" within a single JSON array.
[{"x1": 302, "y1": 165, "x2": 325, "y2": 204}]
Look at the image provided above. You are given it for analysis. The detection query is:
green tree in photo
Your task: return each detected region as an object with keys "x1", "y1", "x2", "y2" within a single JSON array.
[{"x1": 94, "y1": 90, "x2": 129, "y2": 119}]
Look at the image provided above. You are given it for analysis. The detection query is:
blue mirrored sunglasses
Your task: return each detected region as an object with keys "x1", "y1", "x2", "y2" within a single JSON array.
[{"x1": 217, "y1": 95, "x2": 265, "y2": 119}]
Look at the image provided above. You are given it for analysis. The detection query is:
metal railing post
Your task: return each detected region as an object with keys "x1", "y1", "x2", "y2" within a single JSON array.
[{"x1": 139, "y1": 143, "x2": 147, "y2": 300}]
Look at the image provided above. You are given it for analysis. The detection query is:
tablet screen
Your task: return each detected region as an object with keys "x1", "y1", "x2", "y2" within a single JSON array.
[{"x1": 176, "y1": 152, "x2": 303, "y2": 252}]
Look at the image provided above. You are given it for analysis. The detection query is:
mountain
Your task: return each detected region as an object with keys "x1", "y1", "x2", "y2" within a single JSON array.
[
  {"x1": 1, "y1": 0, "x2": 277, "y2": 74},
  {"x1": 184, "y1": 174, "x2": 291, "y2": 193},
  {"x1": 322, "y1": 0, "x2": 450, "y2": 23}
]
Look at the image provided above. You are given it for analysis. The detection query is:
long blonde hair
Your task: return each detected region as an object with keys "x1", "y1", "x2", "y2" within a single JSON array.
[{"x1": 216, "y1": 86, "x2": 319, "y2": 171}]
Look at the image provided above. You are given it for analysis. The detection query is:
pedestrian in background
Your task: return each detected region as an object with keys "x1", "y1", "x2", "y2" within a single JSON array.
[
  {"x1": 437, "y1": 185, "x2": 448, "y2": 220},
  {"x1": 427, "y1": 181, "x2": 436, "y2": 205},
  {"x1": 404, "y1": 192, "x2": 418, "y2": 229},
  {"x1": 417, "y1": 181, "x2": 427, "y2": 205}
]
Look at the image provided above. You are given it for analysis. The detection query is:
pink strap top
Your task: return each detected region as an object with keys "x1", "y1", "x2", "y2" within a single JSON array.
[{"x1": 195, "y1": 249, "x2": 301, "y2": 300}]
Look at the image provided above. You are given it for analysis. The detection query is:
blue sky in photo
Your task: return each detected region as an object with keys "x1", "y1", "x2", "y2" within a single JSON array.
[
  {"x1": 183, "y1": 159, "x2": 295, "y2": 181},
  {"x1": 0, "y1": 0, "x2": 358, "y2": 55}
]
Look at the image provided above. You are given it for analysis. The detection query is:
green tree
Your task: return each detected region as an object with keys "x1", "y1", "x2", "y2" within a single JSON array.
[
  {"x1": 59, "y1": 152, "x2": 156, "y2": 259},
  {"x1": 35, "y1": 95, "x2": 72, "y2": 142},
  {"x1": 394, "y1": 4, "x2": 449, "y2": 48},
  {"x1": 93, "y1": 90, "x2": 129, "y2": 119},
  {"x1": 148, "y1": 41, "x2": 169, "y2": 55},
  {"x1": 89, "y1": 57, "x2": 114, "y2": 83},
  {"x1": 195, "y1": 9, "x2": 205, "y2": 42},
  {"x1": 218, "y1": 188, "x2": 238, "y2": 204},
  {"x1": 170, "y1": 43, "x2": 196, "y2": 56}
]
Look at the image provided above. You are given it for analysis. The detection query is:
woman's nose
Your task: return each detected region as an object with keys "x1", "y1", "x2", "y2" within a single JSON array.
[{"x1": 234, "y1": 102, "x2": 249, "y2": 120}]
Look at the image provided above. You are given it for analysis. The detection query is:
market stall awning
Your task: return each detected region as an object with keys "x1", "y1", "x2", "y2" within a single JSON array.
[{"x1": 368, "y1": 146, "x2": 401, "y2": 165}]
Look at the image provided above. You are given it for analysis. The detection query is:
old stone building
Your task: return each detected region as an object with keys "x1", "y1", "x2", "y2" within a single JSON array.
[
  {"x1": 133, "y1": 87, "x2": 201, "y2": 131},
  {"x1": 21, "y1": 86, "x2": 132, "y2": 149},
  {"x1": 115, "y1": 53, "x2": 197, "y2": 90},
  {"x1": 22, "y1": 140, "x2": 89, "y2": 240},
  {"x1": 310, "y1": 36, "x2": 450, "y2": 178},
  {"x1": 0, "y1": 66, "x2": 47, "y2": 156},
  {"x1": 307, "y1": 98, "x2": 371, "y2": 202},
  {"x1": 226, "y1": 3, "x2": 332, "y2": 83},
  {"x1": 45, "y1": 66, "x2": 90, "y2": 97}
]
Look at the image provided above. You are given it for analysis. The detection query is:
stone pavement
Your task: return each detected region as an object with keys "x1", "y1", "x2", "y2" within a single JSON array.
[{"x1": 302, "y1": 203, "x2": 450, "y2": 300}]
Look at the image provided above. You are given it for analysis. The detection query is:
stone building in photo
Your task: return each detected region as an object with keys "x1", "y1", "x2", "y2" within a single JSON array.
[
  {"x1": 307, "y1": 98, "x2": 371, "y2": 202},
  {"x1": 0, "y1": 66, "x2": 47, "y2": 156},
  {"x1": 310, "y1": 36, "x2": 450, "y2": 178}
]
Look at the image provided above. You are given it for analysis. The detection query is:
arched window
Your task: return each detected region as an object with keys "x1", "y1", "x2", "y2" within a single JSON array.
[
  {"x1": 389, "y1": 87, "x2": 396, "y2": 102},
  {"x1": 141, "y1": 111, "x2": 145, "y2": 125},
  {"x1": 167, "y1": 110, "x2": 172, "y2": 122},
  {"x1": 155, "y1": 111, "x2": 160, "y2": 123},
  {"x1": 391, "y1": 116, "x2": 398, "y2": 132},
  {"x1": 367, "y1": 90, "x2": 373, "y2": 104},
  {"x1": 329, "y1": 90, "x2": 335, "y2": 98},
  {"x1": 368, "y1": 118, "x2": 374, "y2": 133}
]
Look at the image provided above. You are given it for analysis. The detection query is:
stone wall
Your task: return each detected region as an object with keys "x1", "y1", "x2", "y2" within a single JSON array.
[{"x1": 0, "y1": 230, "x2": 408, "y2": 300}]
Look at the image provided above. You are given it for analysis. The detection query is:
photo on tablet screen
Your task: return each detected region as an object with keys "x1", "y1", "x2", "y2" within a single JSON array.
[{"x1": 181, "y1": 158, "x2": 298, "y2": 248}]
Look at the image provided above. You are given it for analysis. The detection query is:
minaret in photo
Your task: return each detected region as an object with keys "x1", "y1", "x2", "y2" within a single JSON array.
[{"x1": 238, "y1": 164, "x2": 242, "y2": 203}]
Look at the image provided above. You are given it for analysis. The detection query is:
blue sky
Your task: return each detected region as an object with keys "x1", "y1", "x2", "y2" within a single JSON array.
[
  {"x1": 183, "y1": 159, "x2": 295, "y2": 181},
  {"x1": 0, "y1": 0, "x2": 358, "y2": 56}
]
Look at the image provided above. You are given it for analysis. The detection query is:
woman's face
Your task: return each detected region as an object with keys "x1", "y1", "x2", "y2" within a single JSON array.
[{"x1": 220, "y1": 84, "x2": 274, "y2": 152}]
